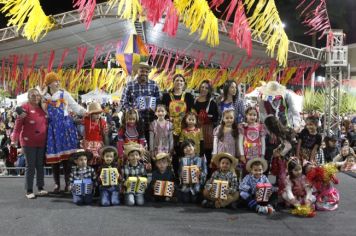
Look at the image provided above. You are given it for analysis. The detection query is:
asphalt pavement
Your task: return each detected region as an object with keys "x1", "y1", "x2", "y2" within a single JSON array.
[{"x1": 0, "y1": 173, "x2": 355, "y2": 236}]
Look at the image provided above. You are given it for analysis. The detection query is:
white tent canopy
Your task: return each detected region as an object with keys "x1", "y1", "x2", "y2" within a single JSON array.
[
  {"x1": 81, "y1": 88, "x2": 111, "y2": 104},
  {"x1": 16, "y1": 92, "x2": 28, "y2": 106}
]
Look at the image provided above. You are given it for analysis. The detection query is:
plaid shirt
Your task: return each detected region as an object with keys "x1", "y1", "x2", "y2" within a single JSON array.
[
  {"x1": 179, "y1": 156, "x2": 207, "y2": 194},
  {"x1": 205, "y1": 170, "x2": 239, "y2": 194},
  {"x1": 121, "y1": 163, "x2": 147, "y2": 181},
  {"x1": 239, "y1": 174, "x2": 269, "y2": 198},
  {"x1": 69, "y1": 166, "x2": 97, "y2": 187},
  {"x1": 120, "y1": 79, "x2": 160, "y2": 124}
]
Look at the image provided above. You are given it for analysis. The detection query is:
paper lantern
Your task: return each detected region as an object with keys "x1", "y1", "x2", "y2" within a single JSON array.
[{"x1": 115, "y1": 34, "x2": 149, "y2": 75}]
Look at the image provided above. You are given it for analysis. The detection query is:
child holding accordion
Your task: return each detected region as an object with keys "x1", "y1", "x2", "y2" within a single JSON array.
[
  {"x1": 202, "y1": 153, "x2": 239, "y2": 208},
  {"x1": 239, "y1": 158, "x2": 275, "y2": 215}
]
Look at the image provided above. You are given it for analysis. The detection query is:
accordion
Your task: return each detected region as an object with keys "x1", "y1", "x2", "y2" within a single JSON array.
[
  {"x1": 73, "y1": 178, "x2": 93, "y2": 196},
  {"x1": 255, "y1": 183, "x2": 272, "y2": 203},
  {"x1": 154, "y1": 181, "x2": 174, "y2": 197},
  {"x1": 100, "y1": 168, "x2": 120, "y2": 186},
  {"x1": 125, "y1": 177, "x2": 148, "y2": 194},
  {"x1": 182, "y1": 165, "x2": 200, "y2": 184},
  {"x1": 136, "y1": 96, "x2": 156, "y2": 111},
  {"x1": 211, "y1": 180, "x2": 229, "y2": 200}
]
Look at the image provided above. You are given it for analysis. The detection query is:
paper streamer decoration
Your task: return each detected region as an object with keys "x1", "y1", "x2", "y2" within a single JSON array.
[
  {"x1": 174, "y1": 0, "x2": 219, "y2": 47},
  {"x1": 73, "y1": 0, "x2": 97, "y2": 30},
  {"x1": 108, "y1": 0, "x2": 142, "y2": 22},
  {"x1": 58, "y1": 49, "x2": 70, "y2": 71},
  {"x1": 210, "y1": 0, "x2": 252, "y2": 57},
  {"x1": 91, "y1": 45, "x2": 103, "y2": 69},
  {"x1": 47, "y1": 50, "x2": 55, "y2": 72},
  {"x1": 0, "y1": 0, "x2": 55, "y2": 42},
  {"x1": 115, "y1": 34, "x2": 149, "y2": 75},
  {"x1": 141, "y1": 0, "x2": 169, "y2": 26},
  {"x1": 162, "y1": 1, "x2": 179, "y2": 37},
  {"x1": 77, "y1": 46, "x2": 88, "y2": 72},
  {"x1": 245, "y1": 0, "x2": 289, "y2": 66},
  {"x1": 297, "y1": 0, "x2": 331, "y2": 39}
]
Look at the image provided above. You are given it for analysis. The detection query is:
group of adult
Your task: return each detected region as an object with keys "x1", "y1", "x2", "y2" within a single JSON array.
[
  {"x1": 11, "y1": 72, "x2": 87, "y2": 198},
  {"x1": 10, "y1": 61, "x2": 300, "y2": 199}
]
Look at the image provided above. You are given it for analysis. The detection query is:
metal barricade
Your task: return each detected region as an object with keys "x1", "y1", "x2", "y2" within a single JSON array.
[{"x1": 0, "y1": 167, "x2": 54, "y2": 177}]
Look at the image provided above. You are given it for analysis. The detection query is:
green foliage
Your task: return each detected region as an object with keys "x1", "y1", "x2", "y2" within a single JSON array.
[
  {"x1": 0, "y1": 88, "x2": 10, "y2": 103},
  {"x1": 303, "y1": 89, "x2": 324, "y2": 113},
  {"x1": 303, "y1": 89, "x2": 356, "y2": 114}
]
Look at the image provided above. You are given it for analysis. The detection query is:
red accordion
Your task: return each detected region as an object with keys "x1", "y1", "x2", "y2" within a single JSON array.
[{"x1": 255, "y1": 183, "x2": 272, "y2": 203}]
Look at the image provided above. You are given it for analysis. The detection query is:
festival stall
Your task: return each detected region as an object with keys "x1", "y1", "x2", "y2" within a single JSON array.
[{"x1": 80, "y1": 88, "x2": 112, "y2": 104}]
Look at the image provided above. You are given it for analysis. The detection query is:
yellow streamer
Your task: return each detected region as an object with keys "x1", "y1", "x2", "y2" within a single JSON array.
[
  {"x1": 108, "y1": 0, "x2": 142, "y2": 22},
  {"x1": 174, "y1": 0, "x2": 219, "y2": 47},
  {"x1": 244, "y1": 0, "x2": 289, "y2": 66},
  {"x1": 0, "y1": 0, "x2": 55, "y2": 42}
]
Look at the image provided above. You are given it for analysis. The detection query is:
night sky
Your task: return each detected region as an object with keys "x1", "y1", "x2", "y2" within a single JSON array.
[{"x1": 0, "y1": 0, "x2": 355, "y2": 46}]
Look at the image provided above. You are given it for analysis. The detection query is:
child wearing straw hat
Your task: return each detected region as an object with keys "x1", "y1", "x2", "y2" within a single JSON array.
[
  {"x1": 150, "y1": 153, "x2": 176, "y2": 202},
  {"x1": 82, "y1": 102, "x2": 108, "y2": 170},
  {"x1": 97, "y1": 146, "x2": 121, "y2": 206},
  {"x1": 121, "y1": 142, "x2": 147, "y2": 206},
  {"x1": 202, "y1": 153, "x2": 239, "y2": 208},
  {"x1": 69, "y1": 149, "x2": 96, "y2": 205},
  {"x1": 239, "y1": 158, "x2": 275, "y2": 215}
]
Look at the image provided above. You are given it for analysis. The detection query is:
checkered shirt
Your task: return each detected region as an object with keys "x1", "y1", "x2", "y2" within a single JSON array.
[
  {"x1": 205, "y1": 170, "x2": 239, "y2": 194},
  {"x1": 120, "y1": 79, "x2": 160, "y2": 124},
  {"x1": 121, "y1": 163, "x2": 147, "y2": 181},
  {"x1": 69, "y1": 166, "x2": 97, "y2": 186}
]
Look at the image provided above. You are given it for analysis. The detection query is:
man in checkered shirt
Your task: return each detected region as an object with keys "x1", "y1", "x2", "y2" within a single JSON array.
[{"x1": 120, "y1": 62, "x2": 160, "y2": 143}]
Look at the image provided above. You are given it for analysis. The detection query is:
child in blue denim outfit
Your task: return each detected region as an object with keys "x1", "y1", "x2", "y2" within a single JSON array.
[
  {"x1": 69, "y1": 150, "x2": 96, "y2": 205},
  {"x1": 97, "y1": 146, "x2": 121, "y2": 206},
  {"x1": 239, "y1": 158, "x2": 275, "y2": 215}
]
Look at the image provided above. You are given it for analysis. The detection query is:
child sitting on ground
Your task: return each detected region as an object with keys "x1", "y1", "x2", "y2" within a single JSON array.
[
  {"x1": 239, "y1": 158, "x2": 275, "y2": 215},
  {"x1": 178, "y1": 139, "x2": 207, "y2": 203},
  {"x1": 202, "y1": 153, "x2": 239, "y2": 208},
  {"x1": 281, "y1": 158, "x2": 314, "y2": 209},
  {"x1": 150, "y1": 153, "x2": 175, "y2": 202},
  {"x1": 69, "y1": 150, "x2": 97, "y2": 206},
  {"x1": 121, "y1": 142, "x2": 148, "y2": 206},
  {"x1": 97, "y1": 146, "x2": 121, "y2": 206}
]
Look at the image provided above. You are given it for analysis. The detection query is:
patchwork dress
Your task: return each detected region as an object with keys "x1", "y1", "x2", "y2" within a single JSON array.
[{"x1": 45, "y1": 90, "x2": 85, "y2": 164}]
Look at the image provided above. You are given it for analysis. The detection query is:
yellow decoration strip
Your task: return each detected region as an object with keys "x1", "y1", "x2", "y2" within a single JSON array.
[
  {"x1": 244, "y1": 0, "x2": 288, "y2": 66},
  {"x1": 173, "y1": 0, "x2": 219, "y2": 47},
  {"x1": 280, "y1": 67, "x2": 297, "y2": 86},
  {"x1": 0, "y1": 0, "x2": 55, "y2": 42},
  {"x1": 108, "y1": 0, "x2": 143, "y2": 22}
]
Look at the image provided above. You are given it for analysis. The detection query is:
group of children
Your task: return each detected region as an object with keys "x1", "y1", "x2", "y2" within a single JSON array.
[{"x1": 66, "y1": 100, "x2": 341, "y2": 218}]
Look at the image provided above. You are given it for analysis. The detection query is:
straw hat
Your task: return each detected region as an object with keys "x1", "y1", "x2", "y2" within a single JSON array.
[
  {"x1": 99, "y1": 146, "x2": 118, "y2": 160},
  {"x1": 123, "y1": 142, "x2": 144, "y2": 156},
  {"x1": 70, "y1": 149, "x2": 93, "y2": 161},
  {"x1": 44, "y1": 72, "x2": 60, "y2": 86},
  {"x1": 260, "y1": 81, "x2": 286, "y2": 97},
  {"x1": 211, "y1": 153, "x2": 238, "y2": 172},
  {"x1": 246, "y1": 158, "x2": 268, "y2": 172},
  {"x1": 153, "y1": 152, "x2": 171, "y2": 163},
  {"x1": 87, "y1": 102, "x2": 103, "y2": 114},
  {"x1": 132, "y1": 62, "x2": 152, "y2": 71}
]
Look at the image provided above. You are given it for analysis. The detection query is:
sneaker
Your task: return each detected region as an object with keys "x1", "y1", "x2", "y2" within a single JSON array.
[
  {"x1": 267, "y1": 205, "x2": 275, "y2": 215},
  {"x1": 53, "y1": 184, "x2": 60, "y2": 193},
  {"x1": 26, "y1": 193, "x2": 36, "y2": 199},
  {"x1": 257, "y1": 206, "x2": 268, "y2": 215},
  {"x1": 37, "y1": 189, "x2": 48, "y2": 196}
]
